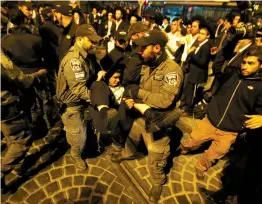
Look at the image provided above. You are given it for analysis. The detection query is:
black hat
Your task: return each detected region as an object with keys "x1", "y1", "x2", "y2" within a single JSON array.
[
  {"x1": 18, "y1": 1, "x2": 32, "y2": 9},
  {"x1": 200, "y1": 22, "x2": 215, "y2": 39},
  {"x1": 41, "y1": 7, "x2": 53, "y2": 20},
  {"x1": 134, "y1": 29, "x2": 168, "y2": 47},
  {"x1": 9, "y1": 8, "x2": 25, "y2": 25},
  {"x1": 100, "y1": 56, "x2": 124, "y2": 81},
  {"x1": 191, "y1": 14, "x2": 206, "y2": 27},
  {"x1": 128, "y1": 22, "x2": 148, "y2": 36},
  {"x1": 76, "y1": 24, "x2": 102, "y2": 42},
  {"x1": 55, "y1": 4, "x2": 73, "y2": 16}
]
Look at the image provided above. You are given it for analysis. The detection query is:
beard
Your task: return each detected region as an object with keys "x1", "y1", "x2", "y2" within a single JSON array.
[{"x1": 142, "y1": 51, "x2": 157, "y2": 63}]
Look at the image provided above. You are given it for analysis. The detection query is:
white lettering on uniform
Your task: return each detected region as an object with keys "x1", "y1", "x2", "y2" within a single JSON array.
[
  {"x1": 70, "y1": 59, "x2": 82, "y2": 72},
  {"x1": 75, "y1": 71, "x2": 85, "y2": 80}
]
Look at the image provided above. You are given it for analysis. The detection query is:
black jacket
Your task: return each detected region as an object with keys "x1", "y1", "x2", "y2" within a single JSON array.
[
  {"x1": 111, "y1": 20, "x2": 129, "y2": 41},
  {"x1": 39, "y1": 20, "x2": 61, "y2": 70},
  {"x1": 59, "y1": 20, "x2": 78, "y2": 63},
  {"x1": 187, "y1": 40, "x2": 211, "y2": 84},
  {"x1": 207, "y1": 70, "x2": 262, "y2": 132},
  {"x1": 1, "y1": 26, "x2": 43, "y2": 73}
]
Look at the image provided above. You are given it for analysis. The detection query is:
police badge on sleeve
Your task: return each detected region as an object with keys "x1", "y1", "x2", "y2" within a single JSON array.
[
  {"x1": 70, "y1": 59, "x2": 85, "y2": 80},
  {"x1": 165, "y1": 72, "x2": 178, "y2": 86}
]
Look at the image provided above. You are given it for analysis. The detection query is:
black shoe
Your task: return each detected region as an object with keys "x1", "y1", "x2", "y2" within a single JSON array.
[
  {"x1": 199, "y1": 187, "x2": 227, "y2": 204},
  {"x1": 149, "y1": 185, "x2": 162, "y2": 203},
  {"x1": 145, "y1": 108, "x2": 183, "y2": 133}
]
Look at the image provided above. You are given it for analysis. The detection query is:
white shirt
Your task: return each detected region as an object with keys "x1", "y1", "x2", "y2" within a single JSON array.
[
  {"x1": 195, "y1": 39, "x2": 208, "y2": 54},
  {"x1": 181, "y1": 34, "x2": 199, "y2": 62},
  {"x1": 109, "y1": 85, "x2": 125, "y2": 105},
  {"x1": 165, "y1": 31, "x2": 183, "y2": 59},
  {"x1": 115, "y1": 19, "x2": 122, "y2": 31},
  {"x1": 106, "y1": 21, "x2": 113, "y2": 37}
]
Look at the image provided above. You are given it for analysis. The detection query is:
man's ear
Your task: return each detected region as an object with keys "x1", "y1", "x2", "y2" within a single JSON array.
[{"x1": 154, "y1": 44, "x2": 161, "y2": 53}]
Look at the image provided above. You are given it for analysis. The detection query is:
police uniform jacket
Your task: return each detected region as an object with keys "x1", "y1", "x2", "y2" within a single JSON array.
[
  {"x1": 56, "y1": 44, "x2": 91, "y2": 104},
  {"x1": 137, "y1": 58, "x2": 183, "y2": 109}
]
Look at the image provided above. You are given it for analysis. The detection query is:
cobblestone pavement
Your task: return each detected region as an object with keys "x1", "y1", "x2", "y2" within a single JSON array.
[{"x1": 1, "y1": 117, "x2": 237, "y2": 204}]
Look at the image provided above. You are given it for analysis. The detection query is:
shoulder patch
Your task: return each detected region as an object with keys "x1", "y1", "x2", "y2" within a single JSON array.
[
  {"x1": 70, "y1": 59, "x2": 82, "y2": 72},
  {"x1": 165, "y1": 72, "x2": 178, "y2": 86}
]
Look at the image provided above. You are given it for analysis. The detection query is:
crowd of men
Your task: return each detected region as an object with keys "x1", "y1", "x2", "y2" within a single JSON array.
[{"x1": 1, "y1": 1, "x2": 262, "y2": 203}]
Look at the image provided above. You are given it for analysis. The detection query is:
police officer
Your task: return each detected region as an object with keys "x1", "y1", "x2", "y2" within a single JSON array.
[
  {"x1": 54, "y1": 4, "x2": 78, "y2": 62},
  {"x1": 1, "y1": 49, "x2": 47, "y2": 189},
  {"x1": 112, "y1": 30, "x2": 184, "y2": 203},
  {"x1": 56, "y1": 24, "x2": 104, "y2": 171}
]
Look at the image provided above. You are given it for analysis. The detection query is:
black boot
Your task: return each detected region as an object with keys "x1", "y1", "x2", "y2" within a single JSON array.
[
  {"x1": 149, "y1": 185, "x2": 162, "y2": 203},
  {"x1": 199, "y1": 187, "x2": 227, "y2": 204},
  {"x1": 144, "y1": 108, "x2": 183, "y2": 133}
]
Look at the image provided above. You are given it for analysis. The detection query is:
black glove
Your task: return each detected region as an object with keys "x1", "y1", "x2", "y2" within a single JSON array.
[
  {"x1": 193, "y1": 99, "x2": 208, "y2": 119},
  {"x1": 123, "y1": 84, "x2": 140, "y2": 99}
]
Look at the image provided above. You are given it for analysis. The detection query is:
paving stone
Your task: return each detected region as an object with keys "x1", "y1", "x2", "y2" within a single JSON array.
[
  {"x1": 41, "y1": 198, "x2": 54, "y2": 204},
  {"x1": 65, "y1": 155, "x2": 74, "y2": 165},
  {"x1": 106, "y1": 194, "x2": 119, "y2": 204},
  {"x1": 97, "y1": 159, "x2": 110, "y2": 169},
  {"x1": 139, "y1": 178, "x2": 151, "y2": 194},
  {"x1": 23, "y1": 180, "x2": 39, "y2": 193},
  {"x1": 36, "y1": 173, "x2": 51, "y2": 186},
  {"x1": 100, "y1": 171, "x2": 115, "y2": 184},
  {"x1": 161, "y1": 185, "x2": 172, "y2": 198},
  {"x1": 119, "y1": 194, "x2": 133, "y2": 204},
  {"x1": 53, "y1": 158, "x2": 64, "y2": 167},
  {"x1": 1, "y1": 192, "x2": 12, "y2": 203},
  {"x1": 137, "y1": 158, "x2": 147, "y2": 166},
  {"x1": 74, "y1": 175, "x2": 85, "y2": 186},
  {"x1": 45, "y1": 181, "x2": 59, "y2": 196},
  {"x1": 136, "y1": 166, "x2": 149, "y2": 178},
  {"x1": 110, "y1": 182, "x2": 124, "y2": 195},
  {"x1": 9, "y1": 188, "x2": 29, "y2": 203},
  {"x1": 26, "y1": 189, "x2": 46, "y2": 203},
  {"x1": 85, "y1": 176, "x2": 98, "y2": 186},
  {"x1": 196, "y1": 182, "x2": 206, "y2": 189},
  {"x1": 173, "y1": 162, "x2": 183, "y2": 171},
  {"x1": 91, "y1": 196, "x2": 103, "y2": 204},
  {"x1": 67, "y1": 187, "x2": 79, "y2": 201},
  {"x1": 210, "y1": 178, "x2": 222, "y2": 188},
  {"x1": 188, "y1": 194, "x2": 202, "y2": 204},
  {"x1": 184, "y1": 181, "x2": 194, "y2": 192},
  {"x1": 163, "y1": 197, "x2": 177, "y2": 204},
  {"x1": 80, "y1": 187, "x2": 92, "y2": 199},
  {"x1": 50, "y1": 168, "x2": 64, "y2": 180},
  {"x1": 65, "y1": 165, "x2": 76, "y2": 176},
  {"x1": 94, "y1": 182, "x2": 108, "y2": 195},
  {"x1": 87, "y1": 158, "x2": 99, "y2": 165},
  {"x1": 75, "y1": 200, "x2": 89, "y2": 204},
  {"x1": 184, "y1": 171, "x2": 194, "y2": 182},
  {"x1": 53, "y1": 192, "x2": 67, "y2": 203},
  {"x1": 170, "y1": 171, "x2": 181, "y2": 181},
  {"x1": 172, "y1": 182, "x2": 182, "y2": 194},
  {"x1": 60, "y1": 177, "x2": 73, "y2": 188},
  {"x1": 90, "y1": 166, "x2": 104, "y2": 176},
  {"x1": 186, "y1": 164, "x2": 195, "y2": 172},
  {"x1": 176, "y1": 195, "x2": 190, "y2": 204}
]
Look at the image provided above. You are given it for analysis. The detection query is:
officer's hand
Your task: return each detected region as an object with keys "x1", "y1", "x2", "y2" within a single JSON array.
[
  {"x1": 244, "y1": 115, "x2": 262, "y2": 129},
  {"x1": 37, "y1": 69, "x2": 48, "y2": 76},
  {"x1": 97, "y1": 70, "x2": 107, "y2": 81},
  {"x1": 123, "y1": 98, "x2": 134, "y2": 109}
]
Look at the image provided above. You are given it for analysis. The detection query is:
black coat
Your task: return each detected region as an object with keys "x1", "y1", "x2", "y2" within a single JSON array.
[
  {"x1": 111, "y1": 20, "x2": 129, "y2": 41},
  {"x1": 1, "y1": 26, "x2": 44, "y2": 73},
  {"x1": 58, "y1": 20, "x2": 78, "y2": 63},
  {"x1": 39, "y1": 20, "x2": 61, "y2": 70},
  {"x1": 89, "y1": 13, "x2": 99, "y2": 32},
  {"x1": 187, "y1": 41, "x2": 211, "y2": 84},
  {"x1": 207, "y1": 70, "x2": 262, "y2": 132}
]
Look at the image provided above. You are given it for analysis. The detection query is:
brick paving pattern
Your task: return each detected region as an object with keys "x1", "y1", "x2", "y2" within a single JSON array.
[{"x1": 1, "y1": 116, "x2": 238, "y2": 204}]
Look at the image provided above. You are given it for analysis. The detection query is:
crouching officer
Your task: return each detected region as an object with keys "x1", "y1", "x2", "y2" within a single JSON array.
[
  {"x1": 56, "y1": 24, "x2": 104, "y2": 171},
  {"x1": 1, "y1": 49, "x2": 47, "y2": 189}
]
